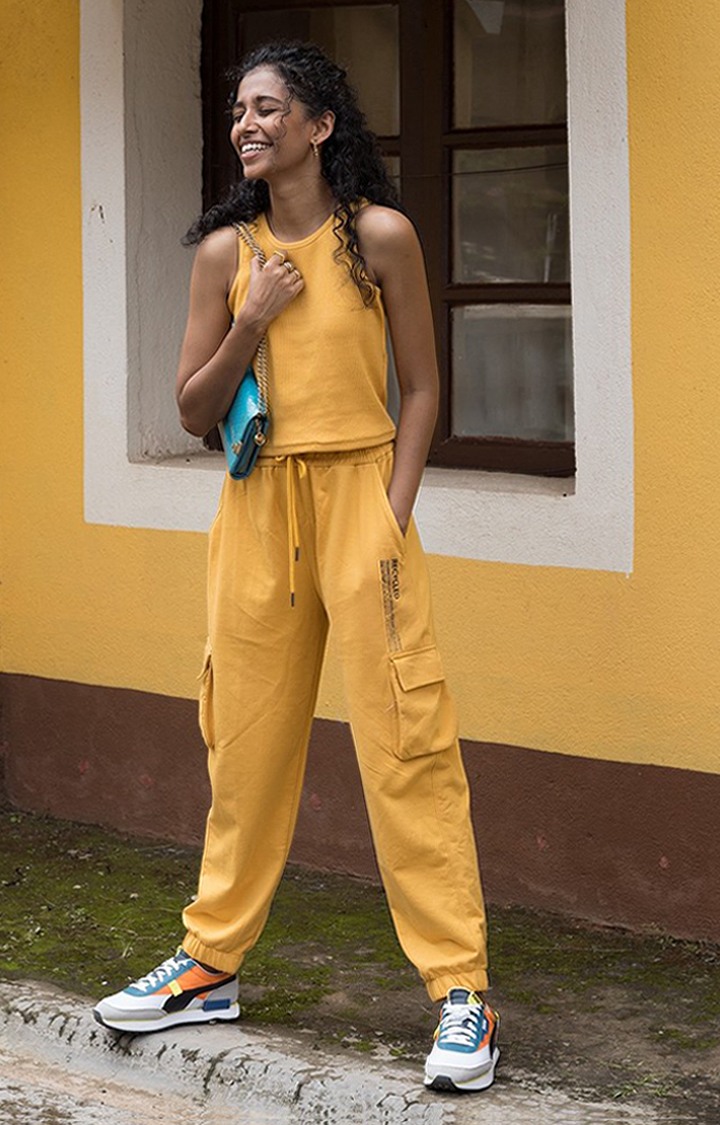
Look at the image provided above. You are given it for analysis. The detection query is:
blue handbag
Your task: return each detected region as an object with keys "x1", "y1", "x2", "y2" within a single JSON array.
[
  {"x1": 217, "y1": 222, "x2": 271, "y2": 479},
  {"x1": 218, "y1": 362, "x2": 269, "y2": 480}
]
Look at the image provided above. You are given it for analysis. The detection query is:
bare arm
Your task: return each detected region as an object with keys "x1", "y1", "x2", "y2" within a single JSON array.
[
  {"x1": 357, "y1": 207, "x2": 439, "y2": 534},
  {"x1": 175, "y1": 227, "x2": 303, "y2": 437}
]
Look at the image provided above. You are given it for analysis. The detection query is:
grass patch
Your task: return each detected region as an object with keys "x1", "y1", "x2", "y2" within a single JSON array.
[{"x1": 0, "y1": 811, "x2": 411, "y2": 1025}]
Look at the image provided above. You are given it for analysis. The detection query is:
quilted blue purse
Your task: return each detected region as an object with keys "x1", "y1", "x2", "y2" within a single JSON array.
[{"x1": 217, "y1": 223, "x2": 271, "y2": 479}]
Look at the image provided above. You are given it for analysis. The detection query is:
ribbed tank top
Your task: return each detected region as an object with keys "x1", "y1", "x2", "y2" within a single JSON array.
[{"x1": 227, "y1": 212, "x2": 396, "y2": 456}]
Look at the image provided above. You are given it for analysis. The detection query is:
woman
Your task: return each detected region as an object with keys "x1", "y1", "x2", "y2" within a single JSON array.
[{"x1": 94, "y1": 40, "x2": 499, "y2": 1094}]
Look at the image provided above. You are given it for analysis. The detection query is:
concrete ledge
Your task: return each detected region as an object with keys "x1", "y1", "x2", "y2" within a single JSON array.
[
  {"x1": 2, "y1": 981, "x2": 442, "y2": 1123},
  {"x1": 0, "y1": 980, "x2": 674, "y2": 1124}
]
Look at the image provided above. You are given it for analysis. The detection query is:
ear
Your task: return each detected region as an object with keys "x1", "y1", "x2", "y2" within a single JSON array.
[{"x1": 311, "y1": 109, "x2": 335, "y2": 147}]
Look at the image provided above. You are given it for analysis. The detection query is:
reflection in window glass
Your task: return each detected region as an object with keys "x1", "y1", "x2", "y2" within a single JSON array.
[
  {"x1": 242, "y1": 6, "x2": 399, "y2": 136},
  {"x1": 453, "y1": 146, "x2": 569, "y2": 283},
  {"x1": 452, "y1": 305, "x2": 573, "y2": 441},
  {"x1": 453, "y1": 0, "x2": 567, "y2": 128},
  {"x1": 384, "y1": 153, "x2": 401, "y2": 197}
]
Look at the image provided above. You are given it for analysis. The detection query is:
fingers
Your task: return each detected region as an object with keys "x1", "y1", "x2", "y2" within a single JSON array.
[
  {"x1": 262, "y1": 254, "x2": 303, "y2": 293},
  {"x1": 269, "y1": 251, "x2": 302, "y2": 280},
  {"x1": 246, "y1": 251, "x2": 303, "y2": 322},
  {"x1": 266, "y1": 253, "x2": 301, "y2": 280}
]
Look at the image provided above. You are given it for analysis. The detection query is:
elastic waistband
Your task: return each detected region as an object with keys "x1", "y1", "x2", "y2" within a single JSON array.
[{"x1": 257, "y1": 441, "x2": 394, "y2": 468}]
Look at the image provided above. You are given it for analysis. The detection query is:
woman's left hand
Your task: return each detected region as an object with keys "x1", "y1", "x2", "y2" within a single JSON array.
[{"x1": 387, "y1": 488, "x2": 411, "y2": 537}]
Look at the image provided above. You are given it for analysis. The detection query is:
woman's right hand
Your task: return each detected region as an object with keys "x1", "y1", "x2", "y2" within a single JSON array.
[
  {"x1": 242, "y1": 253, "x2": 304, "y2": 331},
  {"x1": 176, "y1": 231, "x2": 304, "y2": 437}
]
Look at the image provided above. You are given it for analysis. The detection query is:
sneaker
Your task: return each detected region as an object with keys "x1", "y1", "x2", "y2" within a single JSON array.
[
  {"x1": 93, "y1": 950, "x2": 239, "y2": 1033},
  {"x1": 424, "y1": 988, "x2": 500, "y2": 1092}
]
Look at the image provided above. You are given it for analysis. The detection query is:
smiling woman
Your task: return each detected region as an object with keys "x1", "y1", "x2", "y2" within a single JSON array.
[
  {"x1": 230, "y1": 73, "x2": 330, "y2": 177},
  {"x1": 92, "y1": 38, "x2": 500, "y2": 1095}
]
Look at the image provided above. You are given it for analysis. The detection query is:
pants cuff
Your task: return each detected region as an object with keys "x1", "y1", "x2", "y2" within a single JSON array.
[
  {"x1": 182, "y1": 933, "x2": 242, "y2": 975},
  {"x1": 425, "y1": 969, "x2": 489, "y2": 1002}
]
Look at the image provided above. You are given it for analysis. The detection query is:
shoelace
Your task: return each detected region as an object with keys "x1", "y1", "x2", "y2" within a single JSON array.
[
  {"x1": 437, "y1": 1002, "x2": 485, "y2": 1048},
  {"x1": 133, "y1": 953, "x2": 187, "y2": 992}
]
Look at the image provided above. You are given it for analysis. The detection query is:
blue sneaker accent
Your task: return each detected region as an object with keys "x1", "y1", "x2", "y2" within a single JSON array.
[
  {"x1": 125, "y1": 951, "x2": 195, "y2": 997},
  {"x1": 202, "y1": 997, "x2": 232, "y2": 1012}
]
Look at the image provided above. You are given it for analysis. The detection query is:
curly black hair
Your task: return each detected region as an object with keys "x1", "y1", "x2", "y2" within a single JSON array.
[{"x1": 184, "y1": 40, "x2": 403, "y2": 306}]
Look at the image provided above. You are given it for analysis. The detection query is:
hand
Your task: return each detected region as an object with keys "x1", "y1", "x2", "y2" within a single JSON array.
[
  {"x1": 243, "y1": 253, "x2": 304, "y2": 329},
  {"x1": 387, "y1": 489, "x2": 410, "y2": 537}
]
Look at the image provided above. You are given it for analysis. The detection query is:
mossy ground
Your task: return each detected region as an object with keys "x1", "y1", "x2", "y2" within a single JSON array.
[{"x1": 1, "y1": 810, "x2": 719, "y2": 1118}]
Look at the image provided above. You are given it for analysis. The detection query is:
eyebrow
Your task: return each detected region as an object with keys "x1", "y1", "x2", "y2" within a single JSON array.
[{"x1": 231, "y1": 95, "x2": 284, "y2": 111}]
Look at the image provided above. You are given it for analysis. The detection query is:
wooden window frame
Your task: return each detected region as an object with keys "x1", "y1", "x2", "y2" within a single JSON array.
[{"x1": 201, "y1": 0, "x2": 574, "y2": 477}]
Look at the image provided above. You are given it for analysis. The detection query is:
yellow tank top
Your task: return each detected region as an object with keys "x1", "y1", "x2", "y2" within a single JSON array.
[{"x1": 227, "y1": 212, "x2": 396, "y2": 455}]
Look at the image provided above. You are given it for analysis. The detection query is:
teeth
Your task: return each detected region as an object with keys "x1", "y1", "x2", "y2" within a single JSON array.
[{"x1": 241, "y1": 143, "x2": 270, "y2": 153}]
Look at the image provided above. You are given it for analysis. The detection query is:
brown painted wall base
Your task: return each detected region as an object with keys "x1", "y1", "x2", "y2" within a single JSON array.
[{"x1": 3, "y1": 673, "x2": 719, "y2": 941}]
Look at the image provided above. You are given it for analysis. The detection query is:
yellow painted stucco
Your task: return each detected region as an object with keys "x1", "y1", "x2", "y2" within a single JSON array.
[{"x1": 2, "y1": 1, "x2": 720, "y2": 775}]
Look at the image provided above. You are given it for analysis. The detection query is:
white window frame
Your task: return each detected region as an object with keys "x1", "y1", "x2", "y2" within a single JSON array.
[{"x1": 81, "y1": 0, "x2": 633, "y2": 572}]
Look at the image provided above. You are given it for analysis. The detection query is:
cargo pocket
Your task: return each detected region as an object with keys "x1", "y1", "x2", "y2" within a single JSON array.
[
  {"x1": 389, "y1": 645, "x2": 458, "y2": 759},
  {"x1": 197, "y1": 640, "x2": 215, "y2": 751}
]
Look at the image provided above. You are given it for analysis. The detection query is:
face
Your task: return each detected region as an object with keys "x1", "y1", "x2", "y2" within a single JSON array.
[{"x1": 230, "y1": 66, "x2": 319, "y2": 180}]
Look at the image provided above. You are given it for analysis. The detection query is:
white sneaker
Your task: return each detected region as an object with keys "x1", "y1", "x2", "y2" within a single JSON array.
[
  {"x1": 424, "y1": 988, "x2": 500, "y2": 1092},
  {"x1": 93, "y1": 950, "x2": 239, "y2": 1033}
]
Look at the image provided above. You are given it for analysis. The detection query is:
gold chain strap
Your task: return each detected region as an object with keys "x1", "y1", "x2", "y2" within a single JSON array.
[{"x1": 234, "y1": 222, "x2": 270, "y2": 415}]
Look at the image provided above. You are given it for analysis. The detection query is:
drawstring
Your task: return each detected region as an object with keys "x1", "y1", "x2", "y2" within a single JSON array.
[
  {"x1": 260, "y1": 443, "x2": 394, "y2": 606},
  {"x1": 276, "y1": 455, "x2": 307, "y2": 606}
]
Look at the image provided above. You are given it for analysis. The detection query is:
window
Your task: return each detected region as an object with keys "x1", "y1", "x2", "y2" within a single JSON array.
[
  {"x1": 203, "y1": 0, "x2": 572, "y2": 476},
  {"x1": 441, "y1": 0, "x2": 572, "y2": 473}
]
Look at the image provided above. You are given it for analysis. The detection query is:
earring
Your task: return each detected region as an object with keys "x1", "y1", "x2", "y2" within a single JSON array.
[{"x1": 311, "y1": 140, "x2": 320, "y2": 158}]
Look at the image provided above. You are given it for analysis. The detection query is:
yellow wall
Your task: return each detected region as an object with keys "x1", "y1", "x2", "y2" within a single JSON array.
[{"x1": 3, "y1": 1, "x2": 720, "y2": 776}]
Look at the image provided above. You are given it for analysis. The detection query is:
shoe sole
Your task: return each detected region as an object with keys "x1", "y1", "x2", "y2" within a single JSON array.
[
  {"x1": 424, "y1": 1046, "x2": 500, "y2": 1093},
  {"x1": 93, "y1": 1001, "x2": 241, "y2": 1034}
]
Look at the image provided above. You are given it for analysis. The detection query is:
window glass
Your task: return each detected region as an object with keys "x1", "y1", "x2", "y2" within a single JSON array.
[
  {"x1": 384, "y1": 153, "x2": 401, "y2": 196},
  {"x1": 451, "y1": 305, "x2": 573, "y2": 441},
  {"x1": 453, "y1": 0, "x2": 567, "y2": 128},
  {"x1": 242, "y1": 6, "x2": 400, "y2": 136},
  {"x1": 452, "y1": 145, "x2": 569, "y2": 283}
]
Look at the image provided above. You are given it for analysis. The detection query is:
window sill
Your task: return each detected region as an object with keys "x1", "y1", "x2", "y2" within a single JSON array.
[{"x1": 422, "y1": 466, "x2": 575, "y2": 499}]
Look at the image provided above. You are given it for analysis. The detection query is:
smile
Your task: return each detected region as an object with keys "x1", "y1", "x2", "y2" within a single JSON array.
[{"x1": 241, "y1": 143, "x2": 271, "y2": 154}]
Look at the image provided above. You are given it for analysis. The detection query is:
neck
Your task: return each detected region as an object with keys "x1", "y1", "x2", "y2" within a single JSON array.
[{"x1": 266, "y1": 175, "x2": 336, "y2": 242}]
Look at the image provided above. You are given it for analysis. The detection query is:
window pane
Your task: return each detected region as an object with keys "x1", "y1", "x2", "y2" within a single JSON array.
[
  {"x1": 242, "y1": 6, "x2": 399, "y2": 136},
  {"x1": 452, "y1": 146, "x2": 569, "y2": 283},
  {"x1": 452, "y1": 305, "x2": 573, "y2": 441},
  {"x1": 453, "y1": 0, "x2": 567, "y2": 127}
]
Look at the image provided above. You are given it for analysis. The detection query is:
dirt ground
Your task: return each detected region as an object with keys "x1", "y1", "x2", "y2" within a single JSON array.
[{"x1": 1, "y1": 810, "x2": 718, "y2": 1121}]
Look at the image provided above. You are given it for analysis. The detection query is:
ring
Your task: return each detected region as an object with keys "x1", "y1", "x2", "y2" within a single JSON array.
[
  {"x1": 272, "y1": 251, "x2": 287, "y2": 265},
  {"x1": 283, "y1": 260, "x2": 295, "y2": 274}
]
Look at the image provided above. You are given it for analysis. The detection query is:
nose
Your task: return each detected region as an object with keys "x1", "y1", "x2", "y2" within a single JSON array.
[{"x1": 237, "y1": 108, "x2": 261, "y2": 135}]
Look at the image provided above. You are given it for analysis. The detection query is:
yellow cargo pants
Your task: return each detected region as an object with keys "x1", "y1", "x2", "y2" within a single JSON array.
[{"x1": 182, "y1": 443, "x2": 489, "y2": 1000}]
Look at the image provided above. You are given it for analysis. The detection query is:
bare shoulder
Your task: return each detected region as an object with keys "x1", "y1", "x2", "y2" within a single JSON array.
[
  {"x1": 193, "y1": 225, "x2": 238, "y2": 268},
  {"x1": 190, "y1": 225, "x2": 238, "y2": 295},
  {"x1": 355, "y1": 204, "x2": 418, "y2": 254},
  {"x1": 355, "y1": 205, "x2": 423, "y2": 287}
]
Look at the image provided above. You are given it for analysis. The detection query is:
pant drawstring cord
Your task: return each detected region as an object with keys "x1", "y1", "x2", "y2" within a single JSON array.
[{"x1": 277, "y1": 455, "x2": 307, "y2": 607}]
